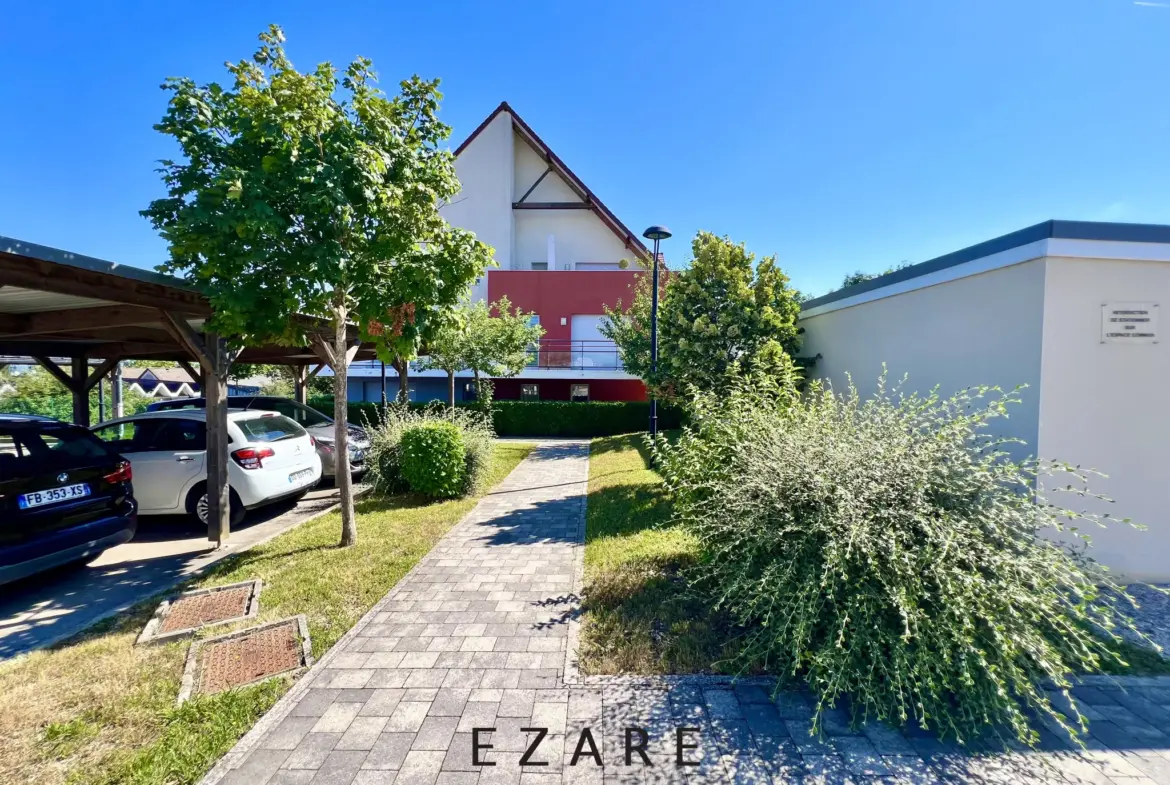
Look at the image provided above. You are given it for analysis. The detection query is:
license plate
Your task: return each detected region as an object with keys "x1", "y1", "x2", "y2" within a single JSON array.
[
  {"x1": 18, "y1": 483, "x2": 91, "y2": 509},
  {"x1": 288, "y1": 469, "x2": 314, "y2": 484}
]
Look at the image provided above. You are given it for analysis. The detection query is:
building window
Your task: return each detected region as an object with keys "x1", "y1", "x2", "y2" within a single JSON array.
[
  {"x1": 530, "y1": 261, "x2": 549, "y2": 271},
  {"x1": 527, "y1": 315, "x2": 541, "y2": 368},
  {"x1": 570, "y1": 384, "x2": 589, "y2": 403},
  {"x1": 520, "y1": 384, "x2": 539, "y2": 401},
  {"x1": 463, "y1": 382, "x2": 477, "y2": 402}
]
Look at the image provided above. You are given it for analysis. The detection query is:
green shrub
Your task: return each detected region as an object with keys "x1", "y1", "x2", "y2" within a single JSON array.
[
  {"x1": 655, "y1": 374, "x2": 1154, "y2": 746},
  {"x1": 309, "y1": 396, "x2": 683, "y2": 438},
  {"x1": 365, "y1": 404, "x2": 494, "y2": 498},
  {"x1": 400, "y1": 421, "x2": 466, "y2": 498}
]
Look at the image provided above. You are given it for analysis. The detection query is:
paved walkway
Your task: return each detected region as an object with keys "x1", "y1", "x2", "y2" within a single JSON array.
[
  {"x1": 0, "y1": 485, "x2": 348, "y2": 660},
  {"x1": 205, "y1": 443, "x2": 1170, "y2": 785}
]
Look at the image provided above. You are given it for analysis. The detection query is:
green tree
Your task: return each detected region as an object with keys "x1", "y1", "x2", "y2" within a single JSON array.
[
  {"x1": 603, "y1": 232, "x2": 804, "y2": 402},
  {"x1": 839, "y1": 261, "x2": 912, "y2": 290},
  {"x1": 420, "y1": 297, "x2": 543, "y2": 408},
  {"x1": 0, "y1": 366, "x2": 152, "y2": 421},
  {"x1": 142, "y1": 26, "x2": 491, "y2": 545}
]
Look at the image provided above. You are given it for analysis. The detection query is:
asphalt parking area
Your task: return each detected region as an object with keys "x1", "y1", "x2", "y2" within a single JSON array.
[{"x1": 0, "y1": 484, "x2": 348, "y2": 661}]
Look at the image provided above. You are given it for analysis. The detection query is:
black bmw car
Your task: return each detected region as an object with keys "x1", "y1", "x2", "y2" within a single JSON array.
[{"x1": 0, "y1": 414, "x2": 137, "y2": 585}]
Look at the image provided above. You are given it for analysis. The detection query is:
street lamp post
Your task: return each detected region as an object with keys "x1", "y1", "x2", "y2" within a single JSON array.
[{"x1": 642, "y1": 225, "x2": 672, "y2": 443}]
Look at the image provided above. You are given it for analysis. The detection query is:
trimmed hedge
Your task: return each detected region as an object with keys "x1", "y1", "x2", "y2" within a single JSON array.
[{"x1": 308, "y1": 396, "x2": 682, "y2": 437}]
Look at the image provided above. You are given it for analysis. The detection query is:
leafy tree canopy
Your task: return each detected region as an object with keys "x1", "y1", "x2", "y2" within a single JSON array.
[
  {"x1": 141, "y1": 25, "x2": 493, "y2": 544},
  {"x1": 602, "y1": 232, "x2": 805, "y2": 401}
]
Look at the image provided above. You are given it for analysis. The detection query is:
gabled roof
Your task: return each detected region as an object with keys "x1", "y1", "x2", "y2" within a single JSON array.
[{"x1": 454, "y1": 102, "x2": 651, "y2": 262}]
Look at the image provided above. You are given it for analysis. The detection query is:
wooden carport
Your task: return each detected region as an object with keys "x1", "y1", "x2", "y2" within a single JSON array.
[{"x1": 0, "y1": 236, "x2": 375, "y2": 545}]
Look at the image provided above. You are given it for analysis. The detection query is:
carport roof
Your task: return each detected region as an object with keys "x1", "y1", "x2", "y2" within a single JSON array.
[{"x1": 0, "y1": 235, "x2": 373, "y2": 364}]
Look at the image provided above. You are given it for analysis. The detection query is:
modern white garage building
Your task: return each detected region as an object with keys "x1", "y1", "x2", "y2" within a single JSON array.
[{"x1": 800, "y1": 220, "x2": 1170, "y2": 582}]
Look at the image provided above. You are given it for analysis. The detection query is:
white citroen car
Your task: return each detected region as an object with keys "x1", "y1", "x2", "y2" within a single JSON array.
[{"x1": 91, "y1": 409, "x2": 321, "y2": 525}]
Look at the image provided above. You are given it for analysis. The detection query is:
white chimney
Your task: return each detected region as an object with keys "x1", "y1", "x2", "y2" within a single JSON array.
[{"x1": 547, "y1": 234, "x2": 556, "y2": 271}]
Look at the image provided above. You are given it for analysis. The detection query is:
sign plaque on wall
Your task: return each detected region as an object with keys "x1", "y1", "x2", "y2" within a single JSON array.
[{"x1": 1101, "y1": 302, "x2": 1159, "y2": 344}]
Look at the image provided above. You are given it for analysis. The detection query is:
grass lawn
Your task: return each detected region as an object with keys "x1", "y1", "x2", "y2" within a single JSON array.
[
  {"x1": 579, "y1": 434, "x2": 736, "y2": 675},
  {"x1": 0, "y1": 442, "x2": 532, "y2": 785},
  {"x1": 579, "y1": 434, "x2": 1170, "y2": 680}
]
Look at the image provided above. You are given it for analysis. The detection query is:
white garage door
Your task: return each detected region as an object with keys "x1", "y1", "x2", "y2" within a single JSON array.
[{"x1": 570, "y1": 315, "x2": 615, "y2": 368}]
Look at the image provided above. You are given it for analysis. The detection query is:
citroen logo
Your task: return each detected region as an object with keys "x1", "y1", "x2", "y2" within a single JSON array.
[{"x1": 57, "y1": 472, "x2": 69, "y2": 483}]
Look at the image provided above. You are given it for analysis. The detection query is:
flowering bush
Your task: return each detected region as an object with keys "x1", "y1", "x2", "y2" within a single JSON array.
[
  {"x1": 655, "y1": 373, "x2": 1154, "y2": 745},
  {"x1": 365, "y1": 404, "x2": 494, "y2": 497}
]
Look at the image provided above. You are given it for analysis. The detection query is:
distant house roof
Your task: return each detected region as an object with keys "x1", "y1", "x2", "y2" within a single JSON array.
[
  {"x1": 121, "y1": 367, "x2": 198, "y2": 384},
  {"x1": 453, "y1": 101, "x2": 651, "y2": 263},
  {"x1": 802, "y1": 219, "x2": 1170, "y2": 311}
]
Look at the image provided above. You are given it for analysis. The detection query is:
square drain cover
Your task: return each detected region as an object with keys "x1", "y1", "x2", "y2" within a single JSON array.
[
  {"x1": 137, "y1": 580, "x2": 262, "y2": 645},
  {"x1": 178, "y1": 616, "x2": 312, "y2": 703}
]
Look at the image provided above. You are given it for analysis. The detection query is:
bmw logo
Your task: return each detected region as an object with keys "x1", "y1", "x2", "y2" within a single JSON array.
[{"x1": 57, "y1": 472, "x2": 69, "y2": 483}]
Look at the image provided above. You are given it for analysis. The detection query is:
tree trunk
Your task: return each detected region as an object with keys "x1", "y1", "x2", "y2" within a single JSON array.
[
  {"x1": 394, "y1": 356, "x2": 410, "y2": 403},
  {"x1": 447, "y1": 370, "x2": 456, "y2": 409},
  {"x1": 333, "y1": 305, "x2": 357, "y2": 547}
]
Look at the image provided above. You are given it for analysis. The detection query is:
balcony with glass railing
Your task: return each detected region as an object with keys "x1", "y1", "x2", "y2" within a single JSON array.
[{"x1": 526, "y1": 339, "x2": 622, "y2": 370}]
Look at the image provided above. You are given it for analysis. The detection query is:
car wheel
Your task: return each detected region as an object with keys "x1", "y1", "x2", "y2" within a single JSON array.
[{"x1": 187, "y1": 484, "x2": 245, "y2": 527}]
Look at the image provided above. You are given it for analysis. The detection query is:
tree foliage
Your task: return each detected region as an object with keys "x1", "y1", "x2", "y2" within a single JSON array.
[
  {"x1": 0, "y1": 366, "x2": 152, "y2": 422},
  {"x1": 142, "y1": 26, "x2": 491, "y2": 544},
  {"x1": 418, "y1": 296, "x2": 543, "y2": 407},
  {"x1": 602, "y1": 232, "x2": 805, "y2": 402},
  {"x1": 839, "y1": 261, "x2": 912, "y2": 290}
]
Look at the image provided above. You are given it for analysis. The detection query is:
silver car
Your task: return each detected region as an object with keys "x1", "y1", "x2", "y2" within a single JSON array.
[{"x1": 146, "y1": 395, "x2": 369, "y2": 480}]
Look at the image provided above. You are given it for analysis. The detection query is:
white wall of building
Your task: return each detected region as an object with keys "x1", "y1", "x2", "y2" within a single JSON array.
[
  {"x1": 800, "y1": 259, "x2": 1047, "y2": 453},
  {"x1": 1037, "y1": 257, "x2": 1170, "y2": 581},
  {"x1": 514, "y1": 210, "x2": 631, "y2": 271},
  {"x1": 442, "y1": 111, "x2": 515, "y2": 304}
]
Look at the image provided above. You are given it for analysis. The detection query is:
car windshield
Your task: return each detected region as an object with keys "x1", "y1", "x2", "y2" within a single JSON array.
[
  {"x1": 234, "y1": 414, "x2": 306, "y2": 443},
  {"x1": 0, "y1": 426, "x2": 113, "y2": 476}
]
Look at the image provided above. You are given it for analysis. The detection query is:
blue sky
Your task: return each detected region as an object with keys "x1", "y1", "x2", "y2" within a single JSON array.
[{"x1": 2, "y1": 1, "x2": 1169, "y2": 297}]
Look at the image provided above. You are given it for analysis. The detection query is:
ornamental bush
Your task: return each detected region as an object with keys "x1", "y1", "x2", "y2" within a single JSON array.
[
  {"x1": 366, "y1": 404, "x2": 493, "y2": 498},
  {"x1": 654, "y1": 373, "x2": 1153, "y2": 746},
  {"x1": 400, "y1": 421, "x2": 465, "y2": 498}
]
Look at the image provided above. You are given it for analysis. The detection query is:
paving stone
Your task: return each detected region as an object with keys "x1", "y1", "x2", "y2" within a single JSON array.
[
  {"x1": 207, "y1": 444, "x2": 1170, "y2": 785},
  {"x1": 362, "y1": 732, "x2": 415, "y2": 770},
  {"x1": 312, "y1": 703, "x2": 363, "y2": 734},
  {"x1": 283, "y1": 732, "x2": 342, "y2": 769}
]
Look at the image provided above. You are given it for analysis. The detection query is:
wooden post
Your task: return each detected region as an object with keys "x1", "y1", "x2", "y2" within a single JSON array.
[
  {"x1": 159, "y1": 311, "x2": 236, "y2": 546},
  {"x1": 291, "y1": 364, "x2": 308, "y2": 405},
  {"x1": 204, "y1": 331, "x2": 231, "y2": 546},
  {"x1": 111, "y1": 361, "x2": 123, "y2": 418},
  {"x1": 70, "y1": 356, "x2": 89, "y2": 427}
]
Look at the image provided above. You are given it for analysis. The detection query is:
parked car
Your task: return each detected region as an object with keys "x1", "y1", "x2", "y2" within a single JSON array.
[
  {"x1": 91, "y1": 409, "x2": 321, "y2": 526},
  {"x1": 0, "y1": 414, "x2": 137, "y2": 586},
  {"x1": 146, "y1": 395, "x2": 368, "y2": 480}
]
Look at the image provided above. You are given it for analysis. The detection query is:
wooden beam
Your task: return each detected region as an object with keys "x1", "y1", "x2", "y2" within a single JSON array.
[
  {"x1": 511, "y1": 202, "x2": 591, "y2": 210},
  {"x1": 307, "y1": 363, "x2": 326, "y2": 380},
  {"x1": 31, "y1": 355, "x2": 79, "y2": 391},
  {"x1": 0, "y1": 253, "x2": 210, "y2": 315},
  {"x1": 158, "y1": 311, "x2": 213, "y2": 367},
  {"x1": 177, "y1": 359, "x2": 200, "y2": 384},
  {"x1": 515, "y1": 165, "x2": 553, "y2": 205},
  {"x1": 83, "y1": 356, "x2": 120, "y2": 392},
  {"x1": 1, "y1": 305, "x2": 162, "y2": 337},
  {"x1": 310, "y1": 335, "x2": 337, "y2": 368},
  {"x1": 0, "y1": 313, "x2": 24, "y2": 333}
]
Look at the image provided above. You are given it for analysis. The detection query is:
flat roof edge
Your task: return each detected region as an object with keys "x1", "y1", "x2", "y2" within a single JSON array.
[{"x1": 801, "y1": 219, "x2": 1170, "y2": 311}]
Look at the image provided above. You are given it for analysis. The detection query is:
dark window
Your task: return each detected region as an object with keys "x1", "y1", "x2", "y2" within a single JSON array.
[
  {"x1": 520, "y1": 384, "x2": 539, "y2": 401},
  {"x1": 235, "y1": 415, "x2": 305, "y2": 443},
  {"x1": 570, "y1": 384, "x2": 590, "y2": 403},
  {"x1": 151, "y1": 419, "x2": 207, "y2": 451},
  {"x1": 0, "y1": 426, "x2": 112, "y2": 476},
  {"x1": 463, "y1": 383, "x2": 477, "y2": 402},
  {"x1": 93, "y1": 419, "x2": 163, "y2": 453}
]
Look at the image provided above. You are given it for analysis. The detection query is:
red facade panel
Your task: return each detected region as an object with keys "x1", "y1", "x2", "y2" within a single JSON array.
[{"x1": 486, "y1": 270, "x2": 640, "y2": 342}]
